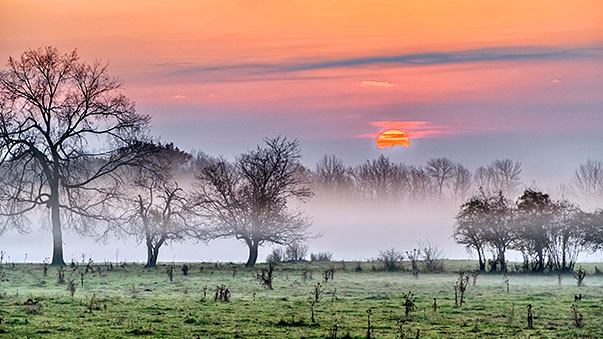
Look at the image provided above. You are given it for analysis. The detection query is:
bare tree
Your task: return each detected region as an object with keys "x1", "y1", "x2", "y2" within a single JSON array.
[
  {"x1": 194, "y1": 137, "x2": 313, "y2": 267},
  {"x1": 407, "y1": 165, "x2": 433, "y2": 203},
  {"x1": 426, "y1": 157, "x2": 454, "y2": 199},
  {"x1": 285, "y1": 242, "x2": 308, "y2": 262},
  {"x1": 454, "y1": 193, "x2": 489, "y2": 272},
  {"x1": 0, "y1": 47, "x2": 150, "y2": 265},
  {"x1": 547, "y1": 200, "x2": 589, "y2": 272},
  {"x1": 573, "y1": 160, "x2": 603, "y2": 207},
  {"x1": 352, "y1": 155, "x2": 407, "y2": 201},
  {"x1": 118, "y1": 142, "x2": 197, "y2": 268},
  {"x1": 313, "y1": 154, "x2": 352, "y2": 194},
  {"x1": 493, "y1": 159, "x2": 522, "y2": 197},
  {"x1": 419, "y1": 241, "x2": 444, "y2": 272},
  {"x1": 482, "y1": 192, "x2": 515, "y2": 272},
  {"x1": 451, "y1": 163, "x2": 472, "y2": 203},
  {"x1": 474, "y1": 165, "x2": 499, "y2": 196},
  {"x1": 377, "y1": 248, "x2": 403, "y2": 271},
  {"x1": 474, "y1": 160, "x2": 522, "y2": 198}
]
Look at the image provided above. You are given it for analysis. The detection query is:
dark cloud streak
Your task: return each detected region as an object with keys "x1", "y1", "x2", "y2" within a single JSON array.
[{"x1": 156, "y1": 44, "x2": 603, "y2": 79}]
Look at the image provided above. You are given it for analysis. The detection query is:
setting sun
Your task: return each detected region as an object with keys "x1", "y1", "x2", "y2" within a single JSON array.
[{"x1": 376, "y1": 129, "x2": 409, "y2": 149}]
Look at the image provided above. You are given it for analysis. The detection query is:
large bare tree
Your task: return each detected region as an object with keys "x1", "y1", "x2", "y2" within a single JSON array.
[
  {"x1": 0, "y1": 47, "x2": 150, "y2": 266},
  {"x1": 194, "y1": 137, "x2": 313, "y2": 267}
]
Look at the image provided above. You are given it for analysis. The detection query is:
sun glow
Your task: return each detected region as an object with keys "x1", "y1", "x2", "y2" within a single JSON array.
[{"x1": 376, "y1": 129, "x2": 409, "y2": 149}]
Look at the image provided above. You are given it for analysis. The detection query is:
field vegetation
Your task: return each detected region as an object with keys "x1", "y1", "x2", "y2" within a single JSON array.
[{"x1": 0, "y1": 260, "x2": 601, "y2": 338}]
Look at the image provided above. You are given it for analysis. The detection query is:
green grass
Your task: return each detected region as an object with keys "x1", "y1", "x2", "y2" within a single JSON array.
[{"x1": 0, "y1": 261, "x2": 601, "y2": 338}]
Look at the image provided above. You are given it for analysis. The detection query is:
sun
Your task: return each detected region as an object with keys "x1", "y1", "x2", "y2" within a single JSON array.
[{"x1": 376, "y1": 129, "x2": 409, "y2": 149}]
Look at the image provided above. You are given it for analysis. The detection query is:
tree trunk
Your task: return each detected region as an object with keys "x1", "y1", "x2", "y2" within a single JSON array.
[
  {"x1": 499, "y1": 249, "x2": 507, "y2": 273},
  {"x1": 144, "y1": 235, "x2": 163, "y2": 268},
  {"x1": 536, "y1": 249, "x2": 544, "y2": 272},
  {"x1": 477, "y1": 249, "x2": 486, "y2": 272},
  {"x1": 50, "y1": 192, "x2": 66, "y2": 267},
  {"x1": 145, "y1": 244, "x2": 159, "y2": 268},
  {"x1": 245, "y1": 241, "x2": 259, "y2": 268}
]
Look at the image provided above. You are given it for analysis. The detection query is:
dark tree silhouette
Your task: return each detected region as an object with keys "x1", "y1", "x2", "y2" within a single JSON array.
[
  {"x1": 313, "y1": 154, "x2": 352, "y2": 194},
  {"x1": 481, "y1": 192, "x2": 515, "y2": 272},
  {"x1": 454, "y1": 193, "x2": 490, "y2": 272},
  {"x1": 426, "y1": 157, "x2": 454, "y2": 199},
  {"x1": 194, "y1": 137, "x2": 313, "y2": 267},
  {"x1": 352, "y1": 155, "x2": 407, "y2": 200},
  {"x1": 493, "y1": 159, "x2": 522, "y2": 197},
  {"x1": 474, "y1": 159, "x2": 522, "y2": 198},
  {"x1": 547, "y1": 199, "x2": 589, "y2": 271},
  {"x1": 514, "y1": 189, "x2": 556, "y2": 272},
  {"x1": 451, "y1": 163, "x2": 472, "y2": 203},
  {"x1": 0, "y1": 47, "x2": 150, "y2": 266}
]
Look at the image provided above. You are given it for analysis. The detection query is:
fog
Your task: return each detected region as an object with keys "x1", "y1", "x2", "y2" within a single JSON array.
[{"x1": 2, "y1": 194, "x2": 601, "y2": 264}]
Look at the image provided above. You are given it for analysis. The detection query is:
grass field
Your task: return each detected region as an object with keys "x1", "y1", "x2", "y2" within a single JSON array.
[{"x1": 0, "y1": 260, "x2": 601, "y2": 338}]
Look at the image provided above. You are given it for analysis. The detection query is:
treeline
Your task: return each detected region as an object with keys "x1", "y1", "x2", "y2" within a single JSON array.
[
  {"x1": 454, "y1": 189, "x2": 603, "y2": 273},
  {"x1": 312, "y1": 154, "x2": 603, "y2": 207},
  {"x1": 312, "y1": 154, "x2": 521, "y2": 203}
]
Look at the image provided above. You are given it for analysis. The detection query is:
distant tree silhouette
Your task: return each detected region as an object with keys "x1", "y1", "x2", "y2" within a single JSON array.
[
  {"x1": 473, "y1": 159, "x2": 522, "y2": 198},
  {"x1": 426, "y1": 157, "x2": 455, "y2": 200},
  {"x1": 313, "y1": 154, "x2": 352, "y2": 194},
  {"x1": 352, "y1": 155, "x2": 407, "y2": 200},
  {"x1": 451, "y1": 163, "x2": 472, "y2": 203},
  {"x1": 407, "y1": 165, "x2": 434, "y2": 203},
  {"x1": 573, "y1": 160, "x2": 603, "y2": 207}
]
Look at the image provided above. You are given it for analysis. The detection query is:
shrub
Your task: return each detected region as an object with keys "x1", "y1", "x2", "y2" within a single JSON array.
[
  {"x1": 378, "y1": 248, "x2": 403, "y2": 271},
  {"x1": 419, "y1": 241, "x2": 444, "y2": 272},
  {"x1": 266, "y1": 248, "x2": 284, "y2": 263},
  {"x1": 310, "y1": 252, "x2": 333, "y2": 262},
  {"x1": 285, "y1": 242, "x2": 308, "y2": 262}
]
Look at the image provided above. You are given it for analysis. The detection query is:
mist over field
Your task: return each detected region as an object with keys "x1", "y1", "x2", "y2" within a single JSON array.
[{"x1": 3, "y1": 188, "x2": 601, "y2": 264}]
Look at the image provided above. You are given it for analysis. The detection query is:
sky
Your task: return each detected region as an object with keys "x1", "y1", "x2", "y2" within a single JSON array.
[{"x1": 0, "y1": 0, "x2": 602, "y2": 262}]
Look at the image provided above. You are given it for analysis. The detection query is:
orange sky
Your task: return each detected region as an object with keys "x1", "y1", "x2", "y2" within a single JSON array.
[{"x1": 0, "y1": 0, "x2": 602, "y2": 147}]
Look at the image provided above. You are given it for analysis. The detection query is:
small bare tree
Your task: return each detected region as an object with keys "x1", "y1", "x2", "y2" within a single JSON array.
[
  {"x1": 285, "y1": 242, "x2": 308, "y2": 262},
  {"x1": 378, "y1": 248, "x2": 403, "y2": 271},
  {"x1": 454, "y1": 272, "x2": 469, "y2": 307},
  {"x1": 419, "y1": 241, "x2": 444, "y2": 272}
]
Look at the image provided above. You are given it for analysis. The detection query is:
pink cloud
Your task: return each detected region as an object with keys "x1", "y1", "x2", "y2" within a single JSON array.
[{"x1": 360, "y1": 80, "x2": 395, "y2": 88}]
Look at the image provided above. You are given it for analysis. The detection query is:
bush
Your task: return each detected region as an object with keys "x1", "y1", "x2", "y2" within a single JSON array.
[
  {"x1": 310, "y1": 252, "x2": 333, "y2": 262},
  {"x1": 285, "y1": 242, "x2": 308, "y2": 262},
  {"x1": 419, "y1": 241, "x2": 444, "y2": 272},
  {"x1": 266, "y1": 247, "x2": 284, "y2": 263},
  {"x1": 378, "y1": 248, "x2": 403, "y2": 271}
]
